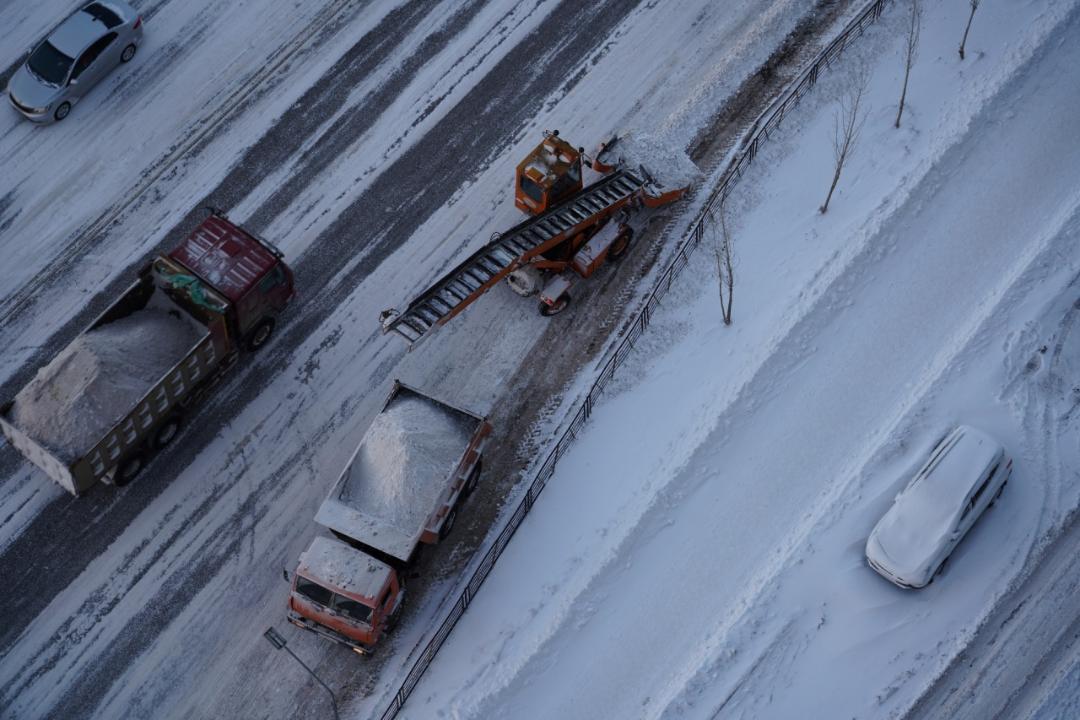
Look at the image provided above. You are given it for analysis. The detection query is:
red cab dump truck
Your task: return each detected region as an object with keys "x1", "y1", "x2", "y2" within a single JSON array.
[
  {"x1": 0, "y1": 211, "x2": 295, "y2": 495},
  {"x1": 287, "y1": 381, "x2": 491, "y2": 654}
]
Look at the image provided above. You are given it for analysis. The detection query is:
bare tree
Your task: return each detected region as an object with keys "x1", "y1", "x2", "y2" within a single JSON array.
[
  {"x1": 712, "y1": 202, "x2": 735, "y2": 325},
  {"x1": 959, "y1": 0, "x2": 981, "y2": 60},
  {"x1": 820, "y1": 67, "x2": 869, "y2": 214},
  {"x1": 895, "y1": 0, "x2": 922, "y2": 128}
]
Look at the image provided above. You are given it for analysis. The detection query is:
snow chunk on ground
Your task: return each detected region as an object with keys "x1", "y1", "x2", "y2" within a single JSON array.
[{"x1": 10, "y1": 303, "x2": 203, "y2": 462}]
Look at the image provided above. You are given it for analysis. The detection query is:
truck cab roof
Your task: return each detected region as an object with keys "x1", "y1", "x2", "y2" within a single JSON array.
[
  {"x1": 168, "y1": 215, "x2": 279, "y2": 303},
  {"x1": 297, "y1": 536, "x2": 393, "y2": 603}
]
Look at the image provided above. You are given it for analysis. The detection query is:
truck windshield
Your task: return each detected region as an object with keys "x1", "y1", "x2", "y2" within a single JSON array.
[
  {"x1": 333, "y1": 596, "x2": 373, "y2": 625},
  {"x1": 295, "y1": 577, "x2": 333, "y2": 607},
  {"x1": 295, "y1": 577, "x2": 373, "y2": 626}
]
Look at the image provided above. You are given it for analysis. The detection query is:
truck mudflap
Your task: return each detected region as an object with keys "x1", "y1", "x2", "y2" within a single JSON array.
[{"x1": 287, "y1": 610, "x2": 373, "y2": 656}]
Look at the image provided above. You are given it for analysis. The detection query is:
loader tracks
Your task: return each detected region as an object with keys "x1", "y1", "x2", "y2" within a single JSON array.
[{"x1": 0, "y1": 0, "x2": 365, "y2": 332}]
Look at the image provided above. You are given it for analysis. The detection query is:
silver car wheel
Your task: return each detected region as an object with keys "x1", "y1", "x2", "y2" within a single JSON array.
[
  {"x1": 121, "y1": 44, "x2": 137, "y2": 63},
  {"x1": 54, "y1": 102, "x2": 71, "y2": 121}
]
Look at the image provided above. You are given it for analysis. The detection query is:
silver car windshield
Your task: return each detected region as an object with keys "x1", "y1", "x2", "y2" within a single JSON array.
[{"x1": 27, "y1": 41, "x2": 73, "y2": 86}]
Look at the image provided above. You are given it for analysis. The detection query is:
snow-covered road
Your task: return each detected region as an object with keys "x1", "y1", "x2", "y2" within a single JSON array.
[
  {"x1": 402, "y1": 0, "x2": 1080, "y2": 717},
  {"x1": 0, "y1": 1, "x2": 839, "y2": 718}
]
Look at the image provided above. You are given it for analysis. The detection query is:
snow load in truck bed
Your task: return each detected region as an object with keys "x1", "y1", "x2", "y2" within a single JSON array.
[
  {"x1": 315, "y1": 392, "x2": 476, "y2": 562},
  {"x1": 9, "y1": 294, "x2": 204, "y2": 463}
]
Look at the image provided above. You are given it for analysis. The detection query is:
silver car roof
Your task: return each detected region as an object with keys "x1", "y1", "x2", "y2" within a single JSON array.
[{"x1": 49, "y1": 8, "x2": 112, "y2": 58}]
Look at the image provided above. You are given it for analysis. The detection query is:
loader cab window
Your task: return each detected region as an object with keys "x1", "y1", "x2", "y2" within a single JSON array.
[
  {"x1": 520, "y1": 175, "x2": 544, "y2": 204},
  {"x1": 550, "y1": 164, "x2": 581, "y2": 205}
]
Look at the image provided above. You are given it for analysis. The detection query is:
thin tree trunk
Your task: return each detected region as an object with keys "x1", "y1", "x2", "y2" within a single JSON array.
[
  {"x1": 896, "y1": 0, "x2": 920, "y2": 128},
  {"x1": 959, "y1": 4, "x2": 976, "y2": 59},
  {"x1": 895, "y1": 65, "x2": 910, "y2": 128},
  {"x1": 722, "y1": 250, "x2": 734, "y2": 325},
  {"x1": 820, "y1": 164, "x2": 842, "y2": 214}
]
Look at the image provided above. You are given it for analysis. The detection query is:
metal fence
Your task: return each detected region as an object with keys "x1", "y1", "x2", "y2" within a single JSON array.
[{"x1": 379, "y1": 0, "x2": 892, "y2": 716}]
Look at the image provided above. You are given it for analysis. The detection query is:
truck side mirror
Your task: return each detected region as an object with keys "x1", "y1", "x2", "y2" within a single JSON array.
[{"x1": 282, "y1": 568, "x2": 291, "y2": 583}]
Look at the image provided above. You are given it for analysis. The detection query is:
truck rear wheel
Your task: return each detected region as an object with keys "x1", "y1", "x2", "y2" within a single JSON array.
[
  {"x1": 245, "y1": 318, "x2": 276, "y2": 352},
  {"x1": 439, "y1": 507, "x2": 458, "y2": 540},
  {"x1": 464, "y1": 460, "x2": 482, "y2": 497},
  {"x1": 153, "y1": 416, "x2": 182, "y2": 449},
  {"x1": 608, "y1": 227, "x2": 634, "y2": 261},
  {"x1": 539, "y1": 293, "x2": 571, "y2": 317},
  {"x1": 115, "y1": 453, "x2": 144, "y2": 487}
]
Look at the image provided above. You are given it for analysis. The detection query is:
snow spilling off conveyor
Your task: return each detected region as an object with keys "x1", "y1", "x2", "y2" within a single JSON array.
[
  {"x1": 10, "y1": 302, "x2": 203, "y2": 462},
  {"x1": 598, "y1": 131, "x2": 702, "y2": 192}
]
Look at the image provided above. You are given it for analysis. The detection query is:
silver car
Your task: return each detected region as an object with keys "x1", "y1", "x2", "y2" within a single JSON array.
[{"x1": 8, "y1": 1, "x2": 143, "y2": 123}]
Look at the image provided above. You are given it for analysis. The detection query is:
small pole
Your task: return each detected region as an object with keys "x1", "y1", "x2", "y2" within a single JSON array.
[{"x1": 264, "y1": 627, "x2": 340, "y2": 720}]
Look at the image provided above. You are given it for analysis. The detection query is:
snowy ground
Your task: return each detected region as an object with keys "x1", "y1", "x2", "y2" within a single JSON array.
[
  {"x1": 0, "y1": 1, "x2": 850, "y2": 719},
  {"x1": 402, "y1": 1, "x2": 1080, "y2": 718}
]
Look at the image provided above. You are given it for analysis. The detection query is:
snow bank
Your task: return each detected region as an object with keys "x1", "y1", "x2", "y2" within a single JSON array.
[{"x1": 10, "y1": 305, "x2": 203, "y2": 462}]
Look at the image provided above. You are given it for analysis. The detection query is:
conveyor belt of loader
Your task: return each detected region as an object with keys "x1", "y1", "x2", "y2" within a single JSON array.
[{"x1": 383, "y1": 168, "x2": 646, "y2": 345}]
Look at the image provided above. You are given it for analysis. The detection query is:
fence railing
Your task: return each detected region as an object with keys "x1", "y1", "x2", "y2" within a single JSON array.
[{"x1": 378, "y1": 1, "x2": 892, "y2": 716}]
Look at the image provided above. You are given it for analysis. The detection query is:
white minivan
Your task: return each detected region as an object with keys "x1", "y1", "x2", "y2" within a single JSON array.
[{"x1": 866, "y1": 425, "x2": 1011, "y2": 589}]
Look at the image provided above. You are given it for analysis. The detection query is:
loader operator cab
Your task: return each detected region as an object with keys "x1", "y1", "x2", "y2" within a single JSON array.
[{"x1": 515, "y1": 130, "x2": 584, "y2": 216}]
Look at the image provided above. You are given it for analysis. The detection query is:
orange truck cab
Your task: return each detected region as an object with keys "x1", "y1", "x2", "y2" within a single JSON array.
[
  {"x1": 287, "y1": 382, "x2": 491, "y2": 654},
  {"x1": 515, "y1": 130, "x2": 584, "y2": 215},
  {"x1": 288, "y1": 537, "x2": 403, "y2": 654}
]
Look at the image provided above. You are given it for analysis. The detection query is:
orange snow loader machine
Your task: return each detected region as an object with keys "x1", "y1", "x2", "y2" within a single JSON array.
[{"x1": 380, "y1": 130, "x2": 690, "y2": 346}]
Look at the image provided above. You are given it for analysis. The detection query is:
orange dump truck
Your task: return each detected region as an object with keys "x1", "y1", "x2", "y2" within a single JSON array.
[
  {"x1": 0, "y1": 211, "x2": 295, "y2": 495},
  {"x1": 287, "y1": 382, "x2": 491, "y2": 654}
]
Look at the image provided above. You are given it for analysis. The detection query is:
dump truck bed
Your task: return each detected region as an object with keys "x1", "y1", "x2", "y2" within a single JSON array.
[
  {"x1": 0, "y1": 276, "x2": 223, "y2": 495},
  {"x1": 315, "y1": 383, "x2": 489, "y2": 564}
]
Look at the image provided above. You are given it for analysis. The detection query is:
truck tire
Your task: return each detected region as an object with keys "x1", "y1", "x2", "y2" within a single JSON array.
[
  {"x1": 115, "y1": 453, "x2": 144, "y2": 487},
  {"x1": 464, "y1": 460, "x2": 482, "y2": 497},
  {"x1": 539, "y1": 293, "x2": 571, "y2": 317},
  {"x1": 608, "y1": 227, "x2": 634, "y2": 261},
  {"x1": 439, "y1": 507, "x2": 458, "y2": 540},
  {"x1": 245, "y1": 318, "x2": 276, "y2": 352},
  {"x1": 153, "y1": 415, "x2": 182, "y2": 450}
]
